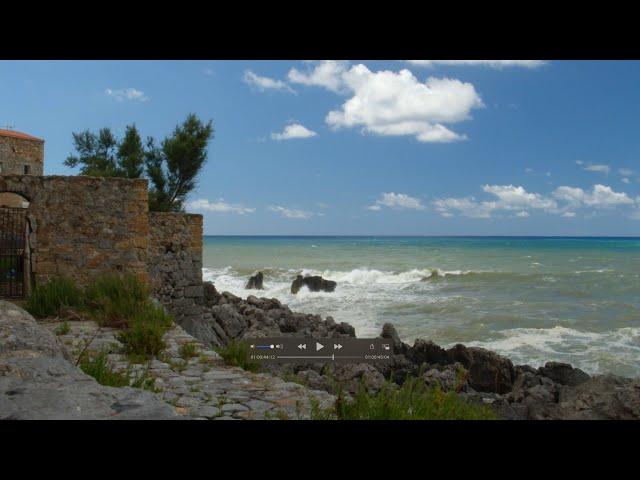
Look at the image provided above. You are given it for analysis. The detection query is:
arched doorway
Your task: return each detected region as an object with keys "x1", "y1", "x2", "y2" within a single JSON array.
[{"x1": 0, "y1": 192, "x2": 30, "y2": 298}]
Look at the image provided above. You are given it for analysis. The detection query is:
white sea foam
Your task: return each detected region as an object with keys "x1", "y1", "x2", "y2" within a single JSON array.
[
  {"x1": 464, "y1": 326, "x2": 640, "y2": 376},
  {"x1": 202, "y1": 265, "x2": 640, "y2": 376}
]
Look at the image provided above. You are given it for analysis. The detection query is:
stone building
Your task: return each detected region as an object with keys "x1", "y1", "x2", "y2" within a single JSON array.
[
  {"x1": 0, "y1": 130, "x2": 205, "y2": 330},
  {"x1": 0, "y1": 129, "x2": 45, "y2": 176},
  {"x1": 0, "y1": 129, "x2": 44, "y2": 208}
]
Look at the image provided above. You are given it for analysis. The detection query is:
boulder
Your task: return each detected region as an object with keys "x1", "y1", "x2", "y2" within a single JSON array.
[
  {"x1": 203, "y1": 281, "x2": 221, "y2": 307},
  {"x1": 552, "y1": 375, "x2": 640, "y2": 420},
  {"x1": 447, "y1": 345, "x2": 515, "y2": 394},
  {"x1": 322, "y1": 363, "x2": 387, "y2": 394},
  {"x1": 0, "y1": 301, "x2": 180, "y2": 420},
  {"x1": 290, "y1": 275, "x2": 337, "y2": 294},
  {"x1": 537, "y1": 361, "x2": 590, "y2": 387},
  {"x1": 245, "y1": 272, "x2": 264, "y2": 290},
  {"x1": 380, "y1": 323, "x2": 406, "y2": 355},
  {"x1": 408, "y1": 339, "x2": 449, "y2": 366},
  {"x1": 423, "y1": 363, "x2": 469, "y2": 392},
  {"x1": 210, "y1": 303, "x2": 249, "y2": 339}
]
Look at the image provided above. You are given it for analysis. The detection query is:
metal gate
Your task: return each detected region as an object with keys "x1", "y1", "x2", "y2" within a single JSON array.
[{"x1": 0, "y1": 207, "x2": 27, "y2": 298}]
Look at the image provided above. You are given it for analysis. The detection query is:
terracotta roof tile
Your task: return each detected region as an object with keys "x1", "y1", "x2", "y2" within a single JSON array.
[{"x1": 0, "y1": 129, "x2": 44, "y2": 142}]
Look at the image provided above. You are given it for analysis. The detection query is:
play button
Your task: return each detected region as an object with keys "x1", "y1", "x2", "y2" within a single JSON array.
[{"x1": 315, "y1": 342, "x2": 324, "y2": 351}]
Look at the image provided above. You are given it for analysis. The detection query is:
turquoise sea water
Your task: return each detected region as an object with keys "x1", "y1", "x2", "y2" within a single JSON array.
[{"x1": 202, "y1": 236, "x2": 640, "y2": 377}]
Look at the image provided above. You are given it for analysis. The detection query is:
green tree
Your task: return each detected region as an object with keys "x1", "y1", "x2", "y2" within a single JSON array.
[
  {"x1": 145, "y1": 114, "x2": 214, "y2": 212},
  {"x1": 117, "y1": 125, "x2": 145, "y2": 178},
  {"x1": 65, "y1": 115, "x2": 213, "y2": 212},
  {"x1": 65, "y1": 125, "x2": 145, "y2": 178}
]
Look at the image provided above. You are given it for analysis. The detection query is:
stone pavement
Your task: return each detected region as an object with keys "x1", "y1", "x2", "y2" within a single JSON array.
[{"x1": 43, "y1": 320, "x2": 335, "y2": 420}]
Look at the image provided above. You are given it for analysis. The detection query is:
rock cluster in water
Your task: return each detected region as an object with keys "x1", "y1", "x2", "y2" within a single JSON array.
[
  {"x1": 245, "y1": 271, "x2": 264, "y2": 290},
  {"x1": 290, "y1": 275, "x2": 337, "y2": 294}
]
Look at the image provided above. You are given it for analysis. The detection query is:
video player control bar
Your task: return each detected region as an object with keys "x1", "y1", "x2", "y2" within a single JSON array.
[{"x1": 245, "y1": 338, "x2": 392, "y2": 364}]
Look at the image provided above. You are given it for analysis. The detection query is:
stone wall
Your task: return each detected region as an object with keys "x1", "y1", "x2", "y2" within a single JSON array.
[
  {"x1": 0, "y1": 175, "x2": 149, "y2": 287},
  {"x1": 147, "y1": 212, "x2": 204, "y2": 324},
  {"x1": 0, "y1": 136, "x2": 44, "y2": 175}
]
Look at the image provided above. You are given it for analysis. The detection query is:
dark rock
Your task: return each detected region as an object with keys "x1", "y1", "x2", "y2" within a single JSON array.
[
  {"x1": 219, "y1": 291, "x2": 242, "y2": 305},
  {"x1": 446, "y1": 343, "x2": 473, "y2": 367},
  {"x1": 423, "y1": 363, "x2": 469, "y2": 392},
  {"x1": 552, "y1": 375, "x2": 640, "y2": 420},
  {"x1": 334, "y1": 322, "x2": 356, "y2": 337},
  {"x1": 538, "y1": 361, "x2": 591, "y2": 387},
  {"x1": 290, "y1": 275, "x2": 305, "y2": 294},
  {"x1": 203, "y1": 281, "x2": 221, "y2": 307},
  {"x1": 447, "y1": 345, "x2": 515, "y2": 394},
  {"x1": 245, "y1": 271, "x2": 264, "y2": 290},
  {"x1": 210, "y1": 303, "x2": 249, "y2": 338},
  {"x1": 408, "y1": 339, "x2": 449, "y2": 366},
  {"x1": 374, "y1": 352, "x2": 413, "y2": 384},
  {"x1": 291, "y1": 275, "x2": 337, "y2": 294},
  {"x1": 322, "y1": 363, "x2": 387, "y2": 394},
  {"x1": 380, "y1": 323, "x2": 406, "y2": 355}
]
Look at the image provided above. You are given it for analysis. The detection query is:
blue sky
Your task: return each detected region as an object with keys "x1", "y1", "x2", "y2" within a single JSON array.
[{"x1": 1, "y1": 60, "x2": 640, "y2": 235}]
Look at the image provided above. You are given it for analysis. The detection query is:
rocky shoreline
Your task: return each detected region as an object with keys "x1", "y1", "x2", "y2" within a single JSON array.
[
  {"x1": 179, "y1": 281, "x2": 640, "y2": 420},
  {"x1": 1, "y1": 280, "x2": 638, "y2": 420}
]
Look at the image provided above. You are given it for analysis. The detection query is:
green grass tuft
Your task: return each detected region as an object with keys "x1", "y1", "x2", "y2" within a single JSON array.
[
  {"x1": 79, "y1": 351, "x2": 158, "y2": 391},
  {"x1": 79, "y1": 351, "x2": 130, "y2": 387},
  {"x1": 179, "y1": 342, "x2": 198, "y2": 360},
  {"x1": 54, "y1": 320, "x2": 71, "y2": 336},
  {"x1": 215, "y1": 340, "x2": 260, "y2": 373},
  {"x1": 117, "y1": 306, "x2": 173, "y2": 362},
  {"x1": 84, "y1": 273, "x2": 151, "y2": 328},
  {"x1": 312, "y1": 375, "x2": 496, "y2": 420},
  {"x1": 24, "y1": 277, "x2": 83, "y2": 318}
]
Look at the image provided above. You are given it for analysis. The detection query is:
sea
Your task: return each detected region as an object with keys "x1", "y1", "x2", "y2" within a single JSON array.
[{"x1": 202, "y1": 236, "x2": 640, "y2": 377}]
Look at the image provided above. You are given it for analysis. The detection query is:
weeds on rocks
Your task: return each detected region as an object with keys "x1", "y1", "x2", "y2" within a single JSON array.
[
  {"x1": 25, "y1": 277, "x2": 83, "y2": 318},
  {"x1": 179, "y1": 342, "x2": 198, "y2": 360},
  {"x1": 311, "y1": 374, "x2": 496, "y2": 420},
  {"x1": 215, "y1": 340, "x2": 260, "y2": 373}
]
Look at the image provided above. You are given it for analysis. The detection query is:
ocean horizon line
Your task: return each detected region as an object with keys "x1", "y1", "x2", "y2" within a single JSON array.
[{"x1": 202, "y1": 234, "x2": 640, "y2": 239}]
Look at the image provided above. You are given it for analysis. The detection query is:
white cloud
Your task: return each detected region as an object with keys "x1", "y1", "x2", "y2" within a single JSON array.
[
  {"x1": 575, "y1": 160, "x2": 584, "y2": 165},
  {"x1": 434, "y1": 196, "x2": 492, "y2": 218},
  {"x1": 243, "y1": 70, "x2": 294, "y2": 93},
  {"x1": 287, "y1": 60, "x2": 350, "y2": 93},
  {"x1": 203, "y1": 68, "x2": 214, "y2": 76},
  {"x1": 482, "y1": 184, "x2": 557, "y2": 210},
  {"x1": 436, "y1": 183, "x2": 637, "y2": 219},
  {"x1": 552, "y1": 184, "x2": 634, "y2": 208},
  {"x1": 288, "y1": 61, "x2": 486, "y2": 143},
  {"x1": 105, "y1": 88, "x2": 149, "y2": 102},
  {"x1": 324, "y1": 65, "x2": 483, "y2": 143},
  {"x1": 435, "y1": 185, "x2": 556, "y2": 218},
  {"x1": 583, "y1": 164, "x2": 610, "y2": 175},
  {"x1": 622, "y1": 177, "x2": 631, "y2": 184},
  {"x1": 186, "y1": 199, "x2": 255, "y2": 215},
  {"x1": 619, "y1": 168, "x2": 634, "y2": 176},
  {"x1": 269, "y1": 206, "x2": 313, "y2": 219},
  {"x1": 406, "y1": 60, "x2": 546, "y2": 69},
  {"x1": 368, "y1": 192, "x2": 425, "y2": 211},
  {"x1": 271, "y1": 123, "x2": 317, "y2": 140}
]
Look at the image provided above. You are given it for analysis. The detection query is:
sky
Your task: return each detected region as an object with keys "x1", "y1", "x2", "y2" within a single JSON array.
[{"x1": 1, "y1": 59, "x2": 640, "y2": 236}]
